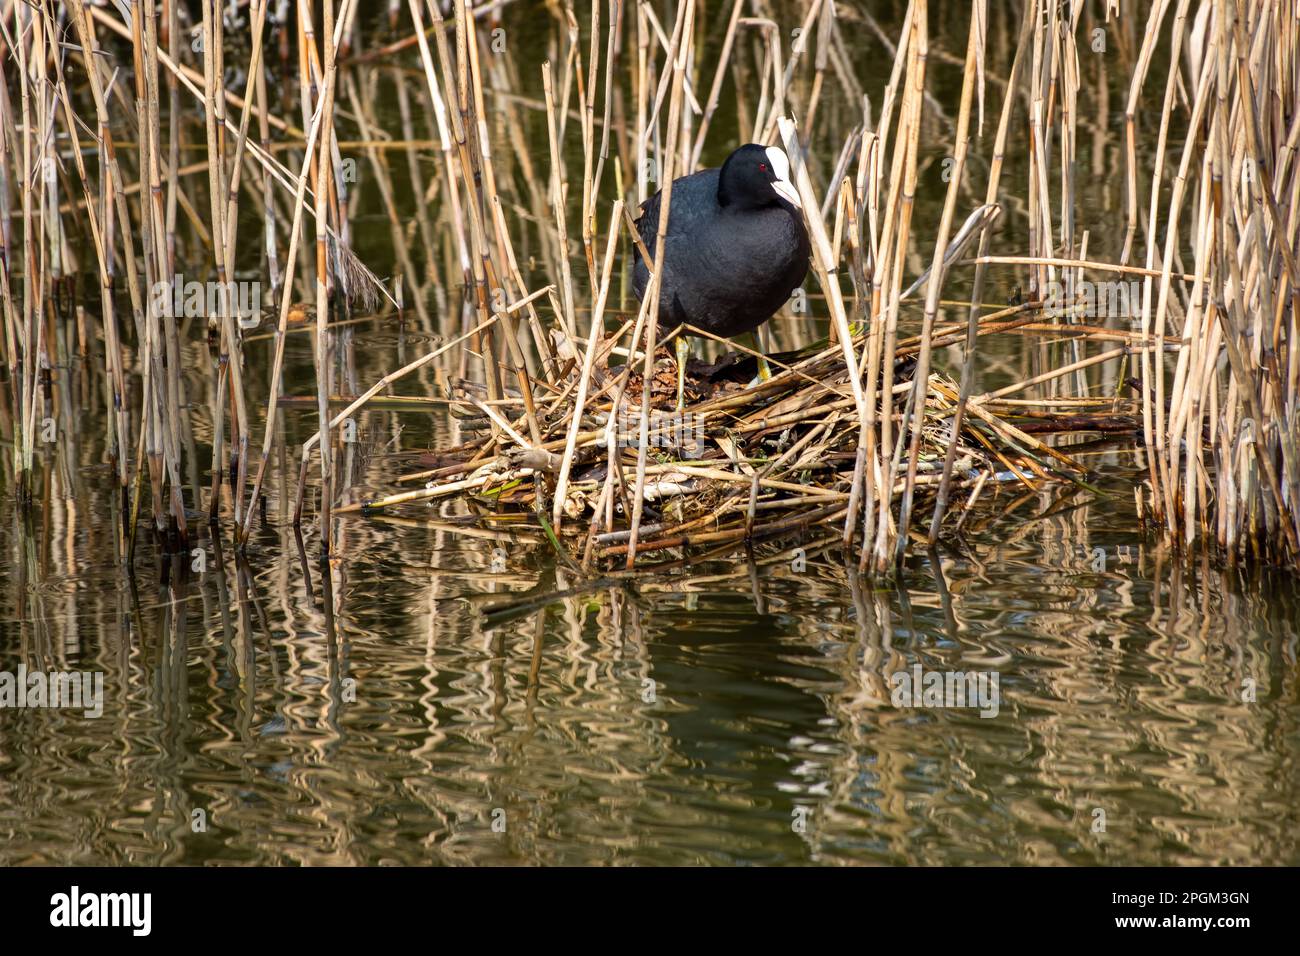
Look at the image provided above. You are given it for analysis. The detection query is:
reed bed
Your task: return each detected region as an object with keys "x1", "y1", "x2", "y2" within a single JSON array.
[{"x1": 0, "y1": 0, "x2": 1296, "y2": 575}]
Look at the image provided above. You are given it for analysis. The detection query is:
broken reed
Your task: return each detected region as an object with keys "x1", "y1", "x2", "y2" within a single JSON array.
[{"x1": 0, "y1": 0, "x2": 1296, "y2": 573}]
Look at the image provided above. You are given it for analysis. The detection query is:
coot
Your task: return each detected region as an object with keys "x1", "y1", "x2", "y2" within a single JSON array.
[{"x1": 632, "y1": 144, "x2": 811, "y2": 407}]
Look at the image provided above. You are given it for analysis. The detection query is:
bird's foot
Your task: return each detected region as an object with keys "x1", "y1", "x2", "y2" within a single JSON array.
[
  {"x1": 746, "y1": 354, "x2": 773, "y2": 388},
  {"x1": 675, "y1": 336, "x2": 690, "y2": 411}
]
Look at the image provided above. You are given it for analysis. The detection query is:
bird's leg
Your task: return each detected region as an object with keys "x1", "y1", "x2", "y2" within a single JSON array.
[
  {"x1": 675, "y1": 335, "x2": 691, "y2": 411},
  {"x1": 751, "y1": 327, "x2": 772, "y2": 383}
]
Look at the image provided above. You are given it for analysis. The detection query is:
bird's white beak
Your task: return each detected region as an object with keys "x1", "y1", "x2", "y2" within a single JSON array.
[{"x1": 765, "y1": 145, "x2": 802, "y2": 209}]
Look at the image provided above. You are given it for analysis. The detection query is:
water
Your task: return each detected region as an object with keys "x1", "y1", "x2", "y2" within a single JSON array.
[
  {"x1": 3, "y1": 397, "x2": 1297, "y2": 865},
  {"x1": 2, "y1": 3, "x2": 1298, "y2": 866}
]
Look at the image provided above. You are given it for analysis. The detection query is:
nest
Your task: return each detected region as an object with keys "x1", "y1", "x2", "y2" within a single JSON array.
[{"x1": 340, "y1": 309, "x2": 1132, "y2": 567}]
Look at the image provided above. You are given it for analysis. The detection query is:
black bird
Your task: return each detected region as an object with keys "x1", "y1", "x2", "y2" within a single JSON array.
[{"x1": 632, "y1": 143, "x2": 811, "y2": 407}]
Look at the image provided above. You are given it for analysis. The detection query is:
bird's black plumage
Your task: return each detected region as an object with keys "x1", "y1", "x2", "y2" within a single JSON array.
[{"x1": 632, "y1": 144, "x2": 811, "y2": 339}]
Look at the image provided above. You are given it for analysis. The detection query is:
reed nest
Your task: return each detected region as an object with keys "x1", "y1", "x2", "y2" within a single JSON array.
[{"x1": 340, "y1": 302, "x2": 1132, "y2": 570}]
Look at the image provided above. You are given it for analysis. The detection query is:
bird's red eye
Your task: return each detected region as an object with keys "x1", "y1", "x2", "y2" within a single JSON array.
[{"x1": 759, "y1": 163, "x2": 767, "y2": 171}]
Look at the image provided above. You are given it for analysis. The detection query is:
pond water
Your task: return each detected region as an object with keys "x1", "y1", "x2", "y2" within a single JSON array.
[{"x1": 1, "y1": 2, "x2": 1297, "y2": 866}]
